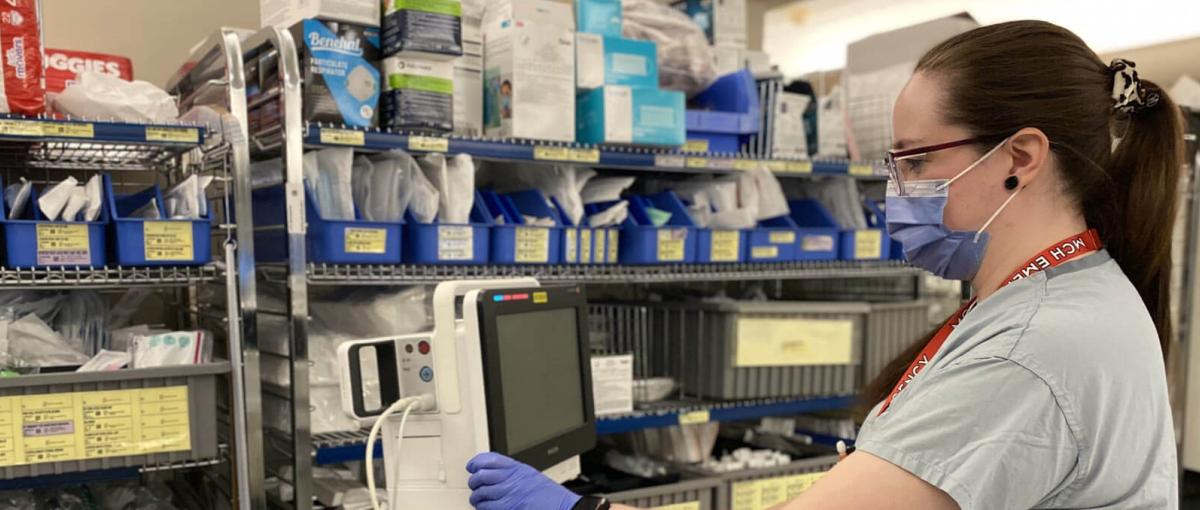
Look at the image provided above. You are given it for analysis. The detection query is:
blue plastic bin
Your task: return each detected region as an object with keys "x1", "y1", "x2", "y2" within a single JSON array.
[
  {"x1": 598, "y1": 226, "x2": 619, "y2": 264},
  {"x1": 685, "y1": 70, "x2": 760, "y2": 153},
  {"x1": 106, "y1": 175, "x2": 211, "y2": 266},
  {"x1": 598, "y1": 192, "x2": 696, "y2": 264},
  {"x1": 550, "y1": 197, "x2": 581, "y2": 264},
  {"x1": 745, "y1": 216, "x2": 802, "y2": 262},
  {"x1": 0, "y1": 177, "x2": 108, "y2": 268},
  {"x1": 482, "y1": 190, "x2": 562, "y2": 265},
  {"x1": 403, "y1": 191, "x2": 489, "y2": 264},
  {"x1": 838, "y1": 199, "x2": 890, "y2": 261},
  {"x1": 788, "y1": 199, "x2": 843, "y2": 261},
  {"x1": 251, "y1": 184, "x2": 404, "y2": 265}
]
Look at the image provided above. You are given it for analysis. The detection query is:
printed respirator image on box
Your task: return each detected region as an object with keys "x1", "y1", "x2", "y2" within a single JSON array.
[{"x1": 290, "y1": 19, "x2": 382, "y2": 127}]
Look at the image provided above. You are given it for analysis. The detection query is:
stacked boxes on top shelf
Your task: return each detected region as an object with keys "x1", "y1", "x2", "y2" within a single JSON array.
[
  {"x1": 381, "y1": 0, "x2": 465, "y2": 133},
  {"x1": 574, "y1": 0, "x2": 686, "y2": 147},
  {"x1": 484, "y1": 0, "x2": 577, "y2": 142}
]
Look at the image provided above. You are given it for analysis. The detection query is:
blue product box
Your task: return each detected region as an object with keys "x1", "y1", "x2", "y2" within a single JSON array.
[
  {"x1": 382, "y1": 0, "x2": 464, "y2": 58},
  {"x1": 290, "y1": 19, "x2": 381, "y2": 128},
  {"x1": 577, "y1": 86, "x2": 685, "y2": 146},
  {"x1": 576, "y1": 34, "x2": 658, "y2": 90},
  {"x1": 577, "y1": 0, "x2": 622, "y2": 37}
]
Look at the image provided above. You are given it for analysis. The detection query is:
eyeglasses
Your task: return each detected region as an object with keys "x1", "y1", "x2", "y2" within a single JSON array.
[{"x1": 884, "y1": 137, "x2": 989, "y2": 196}]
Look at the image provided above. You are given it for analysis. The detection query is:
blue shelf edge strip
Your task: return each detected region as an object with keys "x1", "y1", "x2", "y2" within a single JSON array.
[
  {"x1": 315, "y1": 439, "x2": 384, "y2": 466},
  {"x1": 595, "y1": 395, "x2": 857, "y2": 435},
  {"x1": 0, "y1": 114, "x2": 206, "y2": 146},
  {"x1": 304, "y1": 125, "x2": 882, "y2": 178},
  {"x1": 0, "y1": 466, "x2": 141, "y2": 490}
]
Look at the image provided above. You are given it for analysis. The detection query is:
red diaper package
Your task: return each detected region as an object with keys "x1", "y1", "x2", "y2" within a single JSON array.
[
  {"x1": 45, "y1": 49, "x2": 134, "y2": 95},
  {"x1": 0, "y1": 0, "x2": 43, "y2": 115}
]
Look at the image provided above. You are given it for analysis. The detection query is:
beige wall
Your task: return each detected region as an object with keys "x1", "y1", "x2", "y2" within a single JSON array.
[{"x1": 41, "y1": 1, "x2": 260, "y2": 88}]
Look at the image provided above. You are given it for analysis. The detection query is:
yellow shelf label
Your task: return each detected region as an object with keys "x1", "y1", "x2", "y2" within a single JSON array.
[
  {"x1": 685, "y1": 157, "x2": 709, "y2": 169},
  {"x1": 848, "y1": 163, "x2": 875, "y2": 176},
  {"x1": 41, "y1": 122, "x2": 94, "y2": 138},
  {"x1": 710, "y1": 230, "x2": 741, "y2": 262},
  {"x1": 515, "y1": 227, "x2": 550, "y2": 263},
  {"x1": 764, "y1": 161, "x2": 787, "y2": 172},
  {"x1": 786, "y1": 161, "x2": 813, "y2": 174},
  {"x1": 319, "y1": 128, "x2": 365, "y2": 146},
  {"x1": 344, "y1": 227, "x2": 388, "y2": 254},
  {"x1": 684, "y1": 139, "x2": 709, "y2": 153},
  {"x1": 0, "y1": 387, "x2": 191, "y2": 468},
  {"x1": 677, "y1": 410, "x2": 710, "y2": 425},
  {"x1": 650, "y1": 503, "x2": 700, "y2": 510},
  {"x1": 607, "y1": 229, "x2": 619, "y2": 263},
  {"x1": 654, "y1": 154, "x2": 686, "y2": 168},
  {"x1": 36, "y1": 224, "x2": 91, "y2": 266},
  {"x1": 854, "y1": 229, "x2": 883, "y2": 259},
  {"x1": 0, "y1": 119, "x2": 44, "y2": 137},
  {"x1": 731, "y1": 472, "x2": 828, "y2": 510},
  {"x1": 563, "y1": 228, "x2": 578, "y2": 263},
  {"x1": 751, "y1": 245, "x2": 779, "y2": 259},
  {"x1": 409, "y1": 136, "x2": 449, "y2": 152},
  {"x1": 733, "y1": 159, "x2": 759, "y2": 171},
  {"x1": 801, "y1": 234, "x2": 836, "y2": 252},
  {"x1": 656, "y1": 228, "x2": 687, "y2": 262},
  {"x1": 769, "y1": 231, "x2": 796, "y2": 244},
  {"x1": 580, "y1": 229, "x2": 593, "y2": 264},
  {"x1": 735, "y1": 318, "x2": 855, "y2": 367},
  {"x1": 145, "y1": 126, "x2": 200, "y2": 143},
  {"x1": 569, "y1": 148, "x2": 600, "y2": 163},
  {"x1": 144, "y1": 221, "x2": 195, "y2": 261},
  {"x1": 533, "y1": 146, "x2": 572, "y2": 161}
]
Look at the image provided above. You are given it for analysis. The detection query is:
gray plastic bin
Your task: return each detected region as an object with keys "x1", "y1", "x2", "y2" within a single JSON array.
[
  {"x1": 651, "y1": 301, "x2": 869, "y2": 399},
  {"x1": 681, "y1": 455, "x2": 839, "y2": 510},
  {"x1": 605, "y1": 476, "x2": 724, "y2": 510},
  {"x1": 863, "y1": 300, "x2": 931, "y2": 385},
  {"x1": 0, "y1": 362, "x2": 228, "y2": 480}
]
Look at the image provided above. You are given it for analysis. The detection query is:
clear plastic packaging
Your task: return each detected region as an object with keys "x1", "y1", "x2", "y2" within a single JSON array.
[
  {"x1": 54, "y1": 71, "x2": 179, "y2": 123},
  {"x1": 621, "y1": 0, "x2": 717, "y2": 96}
]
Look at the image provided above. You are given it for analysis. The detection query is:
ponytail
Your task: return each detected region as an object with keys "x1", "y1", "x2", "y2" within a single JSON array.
[
  {"x1": 862, "y1": 21, "x2": 1184, "y2": 408},
  {"x1": 1102, "y1": 80, "x2": 1183, "y2": 359}
]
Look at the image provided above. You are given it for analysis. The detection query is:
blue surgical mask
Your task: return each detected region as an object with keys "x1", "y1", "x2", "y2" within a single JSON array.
[{"x1": 885, "y1": 140, "x2": 1019, "y2": 280}]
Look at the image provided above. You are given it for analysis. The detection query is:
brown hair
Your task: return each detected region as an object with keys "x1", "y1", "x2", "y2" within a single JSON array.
[{"x1": 864, "y1": 20, "x2": 1184, "y2": 405}]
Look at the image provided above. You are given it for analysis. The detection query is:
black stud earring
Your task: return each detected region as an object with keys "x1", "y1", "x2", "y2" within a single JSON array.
[{"x1": 1004, "y1": 176, "x2": 1019, "y2": 191}]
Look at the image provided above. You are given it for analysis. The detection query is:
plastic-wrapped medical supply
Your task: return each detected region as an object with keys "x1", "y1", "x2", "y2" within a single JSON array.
[
  {"x1": 130, "y1": 330, "x2": 210, "y2": 368},
  {"x1": 54, "y1": 71, "x2": 178, "y2": 123},
  {"x1": 304, "y1": 148, "x2": 356, "y2": 220},
  {"x1": 76, "y1": 349, "x2": 130, "y2": 372},
  {"x1": 582, "y1": 176, "x2": 636, "y2": 204},
  {"x1": 588, "y1": 200, "x2": 629, "y2": 227},
  {"x1": 749, "y1": 166, "x2": 789, "y2": 220},
  {"x1": 621, "y1": 0, "x2": 716, "y2": 96},
  {"x1": 62, "y1": 187, "x2": 88, "y2": 222},
  {"x1": 7, "y1": 313, "x2": 90, "y2": 367},
  {"x1": 84, "y1": 175, "x2": 103, "y2": 221},
  {"x1": 38, "y1": 176, "x2": 78, "y2": 221},
  {"x1": 816, "y1": 85, "x2": 848, "y2": 159},
  {"x1": 165, "y1": 174, "x2": 214, "y2": 220},
  {"x1": 5, "y1": 178, "x2": 30, "y2": 219},
  {"x1": 418, "y1": 153, "x2": 475, "y2": 223},
  {"x1": 787, "y1": 178, "x2": 867, "y2": 229}
]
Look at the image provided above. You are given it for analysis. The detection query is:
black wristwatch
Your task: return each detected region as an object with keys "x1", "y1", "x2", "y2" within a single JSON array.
[{"x1": 573, "y1": 496, "x2": 611, "y2": 510}]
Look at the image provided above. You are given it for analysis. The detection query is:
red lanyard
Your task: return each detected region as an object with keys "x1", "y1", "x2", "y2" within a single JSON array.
[{"x1": 877, "y1": 229, "x2": 1103, "y2": 416}]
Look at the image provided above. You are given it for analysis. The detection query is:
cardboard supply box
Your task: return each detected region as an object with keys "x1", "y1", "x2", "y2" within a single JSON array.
[
  {"x1": 576, "y1": 34, "x2": 658, "y2": 91},
  {"x1": 289, "y1": 19, "x2": 382, "y2": 128},
  {"x1": 382, "y1": 55, "x2": 455, "y2": 132},
  {"x1": 675, "y1": 0, "x2": 747, "y2": 49},
  {"x1": 382, "y1": 0, "x2": 463, "y2": 58},
  {"x1": 484, "y1": 19, "x2": 575, "y2": 142},
  {"x1": 484, "y1": 0, "x2": 574, "y2": 29},
  {"x1": 260, "y1": 0, "x2": 379, "y2": 27},
  {"x1": 577, "y1": 86, "x2": 685, "y2": 146}
]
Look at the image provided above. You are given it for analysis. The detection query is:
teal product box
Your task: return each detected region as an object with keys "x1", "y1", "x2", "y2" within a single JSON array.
[
  {"x1": 576, "y1": 34, "x2": 658, "y2": 90},
  {"x1": 577, "y1": 86, "x2": 685, "y2": 146},
  {"x1": 576, "y1": 0, "x2": 622, "y2": 37}
]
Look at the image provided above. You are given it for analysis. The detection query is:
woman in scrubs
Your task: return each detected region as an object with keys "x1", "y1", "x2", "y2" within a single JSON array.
[{"x1": 465, "y1": 20, "x2": 1183, "y2": 510}]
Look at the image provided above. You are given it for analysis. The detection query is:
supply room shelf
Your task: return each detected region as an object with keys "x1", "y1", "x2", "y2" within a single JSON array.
[
  {"x1": 278, "y1": 261, "x2": 916, "y2": 286},
  {"x1": 595, "y1": 395, "x2": 857, "y2": 435},
  {"x1": 302, "y1": 124, "x2": 884, "y2": 178},
  {"x1": 0, "y1": 450, "x2": 227, "y2": 491},
  {"x1": 0, "y1": 115, "x2": 207, "y2": 171},
  {"x1": 0, "y1": 264, "x2": 221, "y2": 289},
  {"x1": 310, "y1": 396, "x2": 856, "y2": 465}
]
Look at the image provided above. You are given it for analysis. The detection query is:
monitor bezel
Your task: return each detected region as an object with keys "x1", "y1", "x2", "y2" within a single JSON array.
[{"x1": 476, "y1": 285, "x2": 597, "y2": 471}]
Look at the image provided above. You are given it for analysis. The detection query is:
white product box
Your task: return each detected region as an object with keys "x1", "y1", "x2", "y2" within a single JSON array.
[
  {"x1": 454, "y1": 53, "x2": 483, "y2": 136},
  {"x1": 713, "y1": 0, "x2": 747, "y2": 48},
  {"x1": 260, "y1": 0, "x2": 380, "y2": 28},
  {"x1": 484, "y1": 19, "x2": 575, "y2": 141},
  {"x1": 590, "y1": 354, "x2": 633, "y2": 416},
  {"x1": 484, "y1": 0, "x2": 574, "y2": 29},
  {"x1": 772, "y1": 92, "x2": 810, "y2": 159}
]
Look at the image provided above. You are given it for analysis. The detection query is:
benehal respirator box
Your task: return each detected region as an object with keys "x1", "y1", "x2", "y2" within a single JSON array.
[{"x1": 289, "y1": 19, "x2": 382, "y2": 128}]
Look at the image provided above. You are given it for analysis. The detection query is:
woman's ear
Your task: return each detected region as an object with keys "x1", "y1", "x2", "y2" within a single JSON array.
[{"x1": 1006, "y1": 127, "x2": 1051, "y2": 186}]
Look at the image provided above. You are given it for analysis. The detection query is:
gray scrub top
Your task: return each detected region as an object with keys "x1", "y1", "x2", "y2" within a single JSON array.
[{"x1": 857, "y1": 251, "x2": 1177, "y2": 509}]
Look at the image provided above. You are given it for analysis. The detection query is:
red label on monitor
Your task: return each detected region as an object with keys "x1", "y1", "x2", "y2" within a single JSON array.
[{"x1": 45, "y1": 49, "x2": 134, "y2": 94}]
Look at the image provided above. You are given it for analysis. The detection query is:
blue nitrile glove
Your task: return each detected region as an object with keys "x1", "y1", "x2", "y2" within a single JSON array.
[{"x1": 466, "y1": 452, "x2": 582, "y2": 510}]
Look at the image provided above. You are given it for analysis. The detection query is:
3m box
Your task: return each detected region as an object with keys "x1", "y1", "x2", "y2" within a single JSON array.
[
  {"x1": 674, "y1": 0, "x2": 747, "y2": 49},
  {"x1": 289, "y1": 19, "x2": 381, "y2": 128},
  {"x1": 484, "y1": 18, "x2": 575, "y2": 141},
  {"x1": 576, "y1": 34, "x2": 658, "y2": 90},
  {"x1": 261, "y1": 0, "x2": 379, "y2": 27},
  {"x1": 382, "y1": 0, "x2": 463, "y2": 58},
  {"x1": 382, "y1": 55, "x2": 455, "y2": 132},
  {"x1": 577, "y1": 86, "x2": 685, "y2": 146}
]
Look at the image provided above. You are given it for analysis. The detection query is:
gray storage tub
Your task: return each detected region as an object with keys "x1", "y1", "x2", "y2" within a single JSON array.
[
  {"x1": 863, "y1": 300, "x2": 931, "y2": 385},
  {"x1": 681, "y1": 455, "x2": 839, "y2": 510},
  {"x1": 651, "y1": 301, "x2": 870, "y2": 399},
  {"x1": 605, "y1": 476, "x2": 725, "y2": 510},
  {"x1": 0, "y1": 362, "x2": 228, "y2": 480}
]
